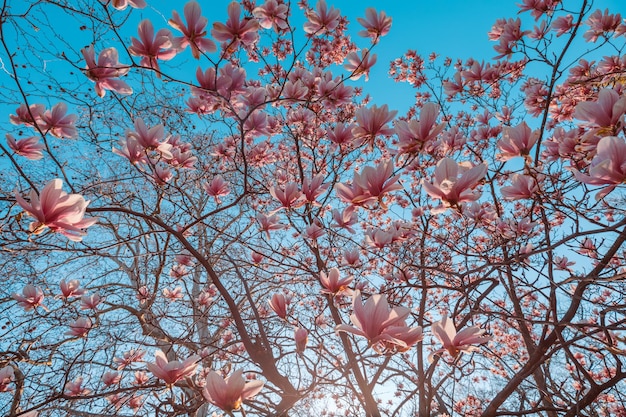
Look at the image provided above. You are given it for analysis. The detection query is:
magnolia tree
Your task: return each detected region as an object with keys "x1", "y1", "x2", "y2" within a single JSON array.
[{"x1": 1, "y1": 0, "x2": 626, "y2": 416}]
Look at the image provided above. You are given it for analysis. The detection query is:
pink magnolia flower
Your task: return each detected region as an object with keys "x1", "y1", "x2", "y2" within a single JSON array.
[
  {"x1": 64, "y1": 377, "x2": 90, "y2": 396},
  {"x1": 344, "y1": 49, "x2": 377, "y2": 81},
  {"x1": 99, "y1": 0, "x2": 146, "y2": 10},
  {"x1": 303, "y1": 0, "x2": 340, "y2": 34},
  {"x1": 112, "y1": 136, "x2": 148, "y2": 165},
  {"x1": 101, "y1": 371, "x2": 121, "y2": 386},
  {"x1": 269, "y1": 182, "x2": 306, "y2": 210},
  {"x1": 352, "y1": 104, "x2": 397, "y2": 147},
  {"x1": 82, "y1": 46, "x2": 132, "y2": 98},
  {"x1": 66, "y1": 317, "x2": 92, "y2": 338},
  {"x1": 584, "y1": 9, "x2": 623, "y2": 42},
  {"x1": 203, "y1": 175, "x2": 230, "y2": 204},
  {"x1": 39, "y1": 103, "x2": 78, "y2": 138},
  {"x1": 212, "y1": 2, "x2": 260, "y2": 49},
  {"x1": 12, "y1": 284, "x2": 47, "y2": 311},
  {"x1": 10, "y1": 103, "x2": 45, "y2": 127},
  {"x1": 6, "y1": 134, "x2": 44, "y2": 160},
  {"x1": 169, "y1": 1, "x2": 217, "y2": 59},
  {"x1": 126, "y1": 118, "x2": 173, "y2": 158},
  {"x1": 332, "y1": 206, "x2": 358, "y2": 233},
  {"x1": 335, "y1": 292, "x2": 423, "y2": 353},
  {"x1": 500, "y1": 174, "x2": 538, "y2": 200},
  {"x1": 430, "y1": 315, "x2": 492, "y2": 360},
  {"x1": 552, "y1": 14, "x2": 574, "y2": 37},
  {"x1": 203, "y1": 369, "x2": 264, "y2": 412},
  {"x1": 302, "y1": 174, "x2": 329, "y2": 205},
  {"x1": 268, "y1": 292, "x2": 290, "y2": 319},
  {"x1": 60, "y1": 279, "x2": 85, "y2": 298},
  {"x1": 319, "y1": 268, "x2": 353, "y2": 295},
  {"x1": 146, "y1": 350, "x2": 200, "y2": 385},
  {"x1": 252, "y1": 0, "x2": 288, "y2": 31},
  {"x1": 114, "y1": 349, "x2": 145, "y2": 370},
  {"x1": 357, "y1": 8, "x2": 392, "y2": 43},
  {"x1": 294, "y1": 327, "x2": 308, "y2": 353},
  {"x1": 422, "y1": 158, "x2": 487, "y2": 213},
  {"x1": 0, "y1": 366, "x2": 15, "y2": 392},
  {"x1": 572, "y1": 136, "x2": 626, "y2": 199},
  {"x1": 395, "y1": 102, "x2": 446, "y2": 154},
  {"x1": 80, "y1": 293, "x2": 102, "y2": 310},
  {"x1": 129, "y1": 20, "x2": 177, "y2": 73},
  {"x1": 573, "y1": 88, "x2": 626, "y2": 130},
  {"x1": 15, "y1": 179, "x2": 98, "y2": 241},
  {"x1": 256, "y1": 213, "x2": 285, "y2": 237},
  {"x1": 336, "y1": 160, "x2": 402, "y2": 209},
  {"x1": 496, "y1": 121, "x2": 539, "y2": 162}
]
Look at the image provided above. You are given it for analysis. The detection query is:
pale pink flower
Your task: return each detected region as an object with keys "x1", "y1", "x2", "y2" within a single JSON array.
[
  {"x1": 302, "y1": 174, "x2": 329, "y2": 205},
  {"x1": 15, "y1": 179, "x2": 97, "y2": 241},
  {"x1": 134, "y1": 371, "x2": 149, "y2": 385},
  {"x1": 357, "y1": 8, "x2": 392, "y2": 43},
  {"x1": 395, "y1": 102, "x2": 446, "y2": 154},
  {"x1": 336, "y1": 160, "x2": 402, "y2": 209},
  {"x1": 0, "y1": 366, "x2": 15, "y2": 392},
  {"x1": 60, "y1": 279, "x2": 85, "y2": 298},
  {"x1": 422, "y1": 158, "x2": 487, "y2": 213},
  {"x1": 500, "y1": 174, "x2": 538, "y2": 200},
  {"x1": 112, "y1": 136, "x2": 148, "y2": 165},
  {"x1": 294, "y1": 327, "x2": 308, "y2": 353},
  {"x1": 327, "y1": 122, "x2": 355, "y2": 146},
  {"x1": 269, "y1": 182, "x2": 305, "y2": 210},
  {"x1": 303, "y1": 0, "x2": 340, "y2": 34},
  {"x1": 12, "y1": 284, "x2": 46, "y2": 311},
  {"x1": 114, "y1": 349, "x2": 145, "y2": 370},
  {"x1": 573, "y1": 88, "x2": 626, "y2": 129},
  {"x1": 126, "y1": 118, "x2": 173, "y2": 158},
  {"x1": 319, "y1": 268, "x2": 353, "y2": 295},
  {"x1": 169, "y1": 1, "x2": 217, "y2": 59},
  {"x1": 332, "y1": 206, "x2": 358, "y2": 233},
  {"x1": 146, "y1": 350, "x2": 200, "y2": 385},
  {"x1": 66, "y1": 317, "x2": 92, "y2": 338},
  {"x1": 6, "y1": 134, "x2": 44, "y2": 160},
  {"x1": 163, "y1": 286, "x2": 183, "y2": 302},
  {"x1": 10, "y1": 103, "x2": 45, "y2": 127},
  {"x1": 554, "y1": 256, "x2": 575, "y2": 271},
  {"x1": 99, "y1": 0, "x2": 146, "y2": 10},
  {"x1": 129, "y1": 20, "x2": 177, "y2": 73},
  {"x1": 342, "y1": 249, "x2": 360, "y2": 266},
  {"x1": 253, "y1": 0, "x2": 288, "y2": 31},
  {"x1": 212, "y1": 2, "x2": 260, "y2": 49},
  {"x1": 204, "y1": 175, "x2": 230, "y2": 204},
  {"x1": 335, "y1": 292, "x2": 423, "y2": 353},
  {"x1": 552, "y1": 14, "x2": 574, "y2": 37},
  {"x1": 268, "y1": 293, "x2": 290, "y2": 319},
  {"x1": 430, "y1": 315, "x2": 491, "y2": 360},
  {"x1": 82, "y1": 46, "x2": 132, "y2": 98},
  {"x1": 497, "y1": 121, "x2": 539, "y2": 161},
  {"x1": 101, "y1": 371, "x2": 121, "y2": 386},
  {"x1": 256, "y1": 213, "x2": 285, "y2": 237},
  {"x1": 353, "y1": 104, "x2": 397, "y2": 146},
  {"x1": 344, "y1": 49, "x2": 377, "y2": 81},
  {"x1": 128, "y1": 395, "x2": 144, "y2": 411},
  {"x1": 80, "y1": 293, "x2": 102, "y2": 310},
  {"x1": 203, "y1": 369, "x2": 264, "y2": 412},
  {"x1": 38, "y1": 103, "x2": 78, "y2": 138},
  {"x1": 65, "y1": 377, "x2": 90, "y2": 396},
  {"x1": 584, "y1": 9, "x2": 623, "y2": 42},
  {"x1": 305, "y1": 220, "x2": 325, "y2": 240},
  {"x1": 572, "y1": 136, "x2": 626, "y2": 199}
]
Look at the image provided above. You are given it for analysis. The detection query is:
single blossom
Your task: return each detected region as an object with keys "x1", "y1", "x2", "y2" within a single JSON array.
[
  {"x1": 169, "y1": 1, "x2": 217, "y2": 59},
  {"x1": 0, "y1": 366, "x2": 14, "y2": 392},
  {"x1": 82, "y1": 46, "x2": 132, "y2": 97},
  {"x1": 15, "y1": 179, "x2": 98, "y2": 241},
  {"x1": 212, "y1": 2, "x2": 260, "y2": 49},
  {"x1": 500, "y1": 174, "x2": 538, "y2": 200},
  {"x1": 80, "y1": 293, "x2": 102, "y2": 310},
  {"x1": 395, "y1": 102, "x2": 446, "y2": 154},
  {"x1": 352, "y1": 104, "x2": 397, "y2": 147},
  {"x1": 203, "y1": 369, "x2": 264, "y2": 412},
  {"x1": 203, "y1": 175, "x2": 230, "y2": 204},
  {"x1": 60, "y1": 279, "x2": 85, "y2": 298},
  {"x1": 294, "y1": 327, "x2": 308, "y2": 353},
  {"x1": 256, "y1": 213, "x2": 285, "y2": 237},
  {"x1": 101, "y1": 371, "x2": 121, "y2": 386},
  {"x1": 496, "y1": 121, "x2": 539, "y2": 161},
  {"x1": 357, "y1": 8, "x2": 392, "y2": 43},
  {"x1": 252, "y1": 0, "x2": 288, "y2": 31},
  {"x1": 12, "y1": 284, "x2": 47, "y2": 311},
  {"x1": 319, "y1": 268, "x2": 353, "y2": 295},
  {"x1": 269, "y1": 182, "x2": 306, "y2": 210},
  {"x1": 430, "y1": 315, "x2": 492, "y2": 361},
  {"x1": 344, "y1": 49, "x2": 377, "y2": 81},
  {"x1": 303, "y1": 0, "x2": 340, "y2": 34},
  {"x1": 268, "y1": 292, "x2": 290, "y2": 319},
  {"x1": 336, "y1": 160, "x2": 402, "y2": 209},
  {"x1": 6, "y1": 134, "x2": 44, "y2": 160},
  {"x1": 335, "y1": 291, "x2": 423, "y2": 353},
  {"x1": 573, "y1": 88, "x2": 626, "y2": 130},
  {"x1": 64, "y1": 377, "x2": 89, "y2": 396},
  {"x1": 572, "y1": 136, "x2": 626, "y2": 199},
  {"x1": 332, "y1": 206, "x2": 358, "y2": 233},
  {"x1": 99, "y1": 0, "x2": 146, "y2": 10},
  {"x1": 422, "y1": 158, "x2": 487, "y2": 213},
  {"x1": 66, "y1": 317, "x2": 92, "y2": 338},
  {"x1": 9, "y1": 103, "x2": 45, "y2": 127},
  {"x1": 39, "y1": 103, "x2": 78, "y2": 138},
  {"x1": 146, "y1": 350, "x2": 200, "y2": 385},
  {"x1": 129, "y1": 20, "x2": 177, "y2": 73}
]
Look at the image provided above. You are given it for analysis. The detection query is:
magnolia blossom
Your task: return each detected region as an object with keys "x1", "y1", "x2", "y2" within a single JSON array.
[
  {"x1": 353, "y1": 104, "x2": 397, "y2": 146},
  {"x1": 335, "y1": 160, "x2": 402, "y2": 209},
  {"x1": 12, "y1": 284, "x2": 46, "y2": 311},
  {"x1": 253, "y1": 0, "x2": 288, "y2": 31},
  {"x1": 15, "y1": 179, "x2": 97, "y2": 241},
  {"x1": 572, "y1": 136, "x2": 626, "y2": 199},
  {"x1": 146, "y1": 350, "x2": 200, "y2": 385},
  {"x1": 344, "y1": 49, "x2": 377, "y2": 81},
  {"x1": 64, "y1": 377, "x2": 89, "y2": 396},
  {"x1": 319, "y1": 268, "x2": 353, "y2": 295},
  {"x1": 395, "y1": 102, "x2": 446, "y2": 154},
  {"x1": 6, "y1": 134, "x2": 44, "y2": 160},
  {"x1": 501, "y1": 174, "x2": 538, "y2": 200},
  {"x1": 212, "y1": 1, "x2": 260, "y2": 49},
  {"x1": 303, "y1": 0, "x2": 340, "y2": 34},
  {"x1": 357, "y1": 8, "x2": 392, "y2": 42},
  {"x1": 268, "y1": 292, "x2": 290, "y2": 319},
  {"x1": 169, "y1": 1, "x2": 217, "y2": 58},
  {"x1": 496, "y1": 121, "x2": 539, "y2": 161},
  {"x1": 422, "y1": 158, "x2": 487, "y2": 213},
  {"x1": 82, "y1": 46, "x2": 132, "y2": 97},
  {"x1": 203, "y1": 370, "x2": 264, "y2": 412},
  {"x1": 0, "y1": 366, "x2": 15, "y2": 392},
  {"x1": 294, "y1": 327, "x2": 308, "y2": 353},
  {"x1": 129, "y1": 20, "x2": 177, "y2": 73},
  {"x1": 66, "y1": 317, "x2": 92, "y2": 338},
  {"x1": 99, "y1": 0, "x2": 146, "y2": 10},
  {"x1": 203, "y1": 175, "x2": 230, "y2": 204},
  {"x1": 573, "y1": 88, "x2": 626, "y2": 130},
  {"x1": 335, "y1": 292, "x2": 423, "y2": 353},
  {"x1": 40, "y1": 103, "x2": 78, "y2": 138},
  {"x1": 430, "y1": 315, "x2": 492, "y2": 361}
]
